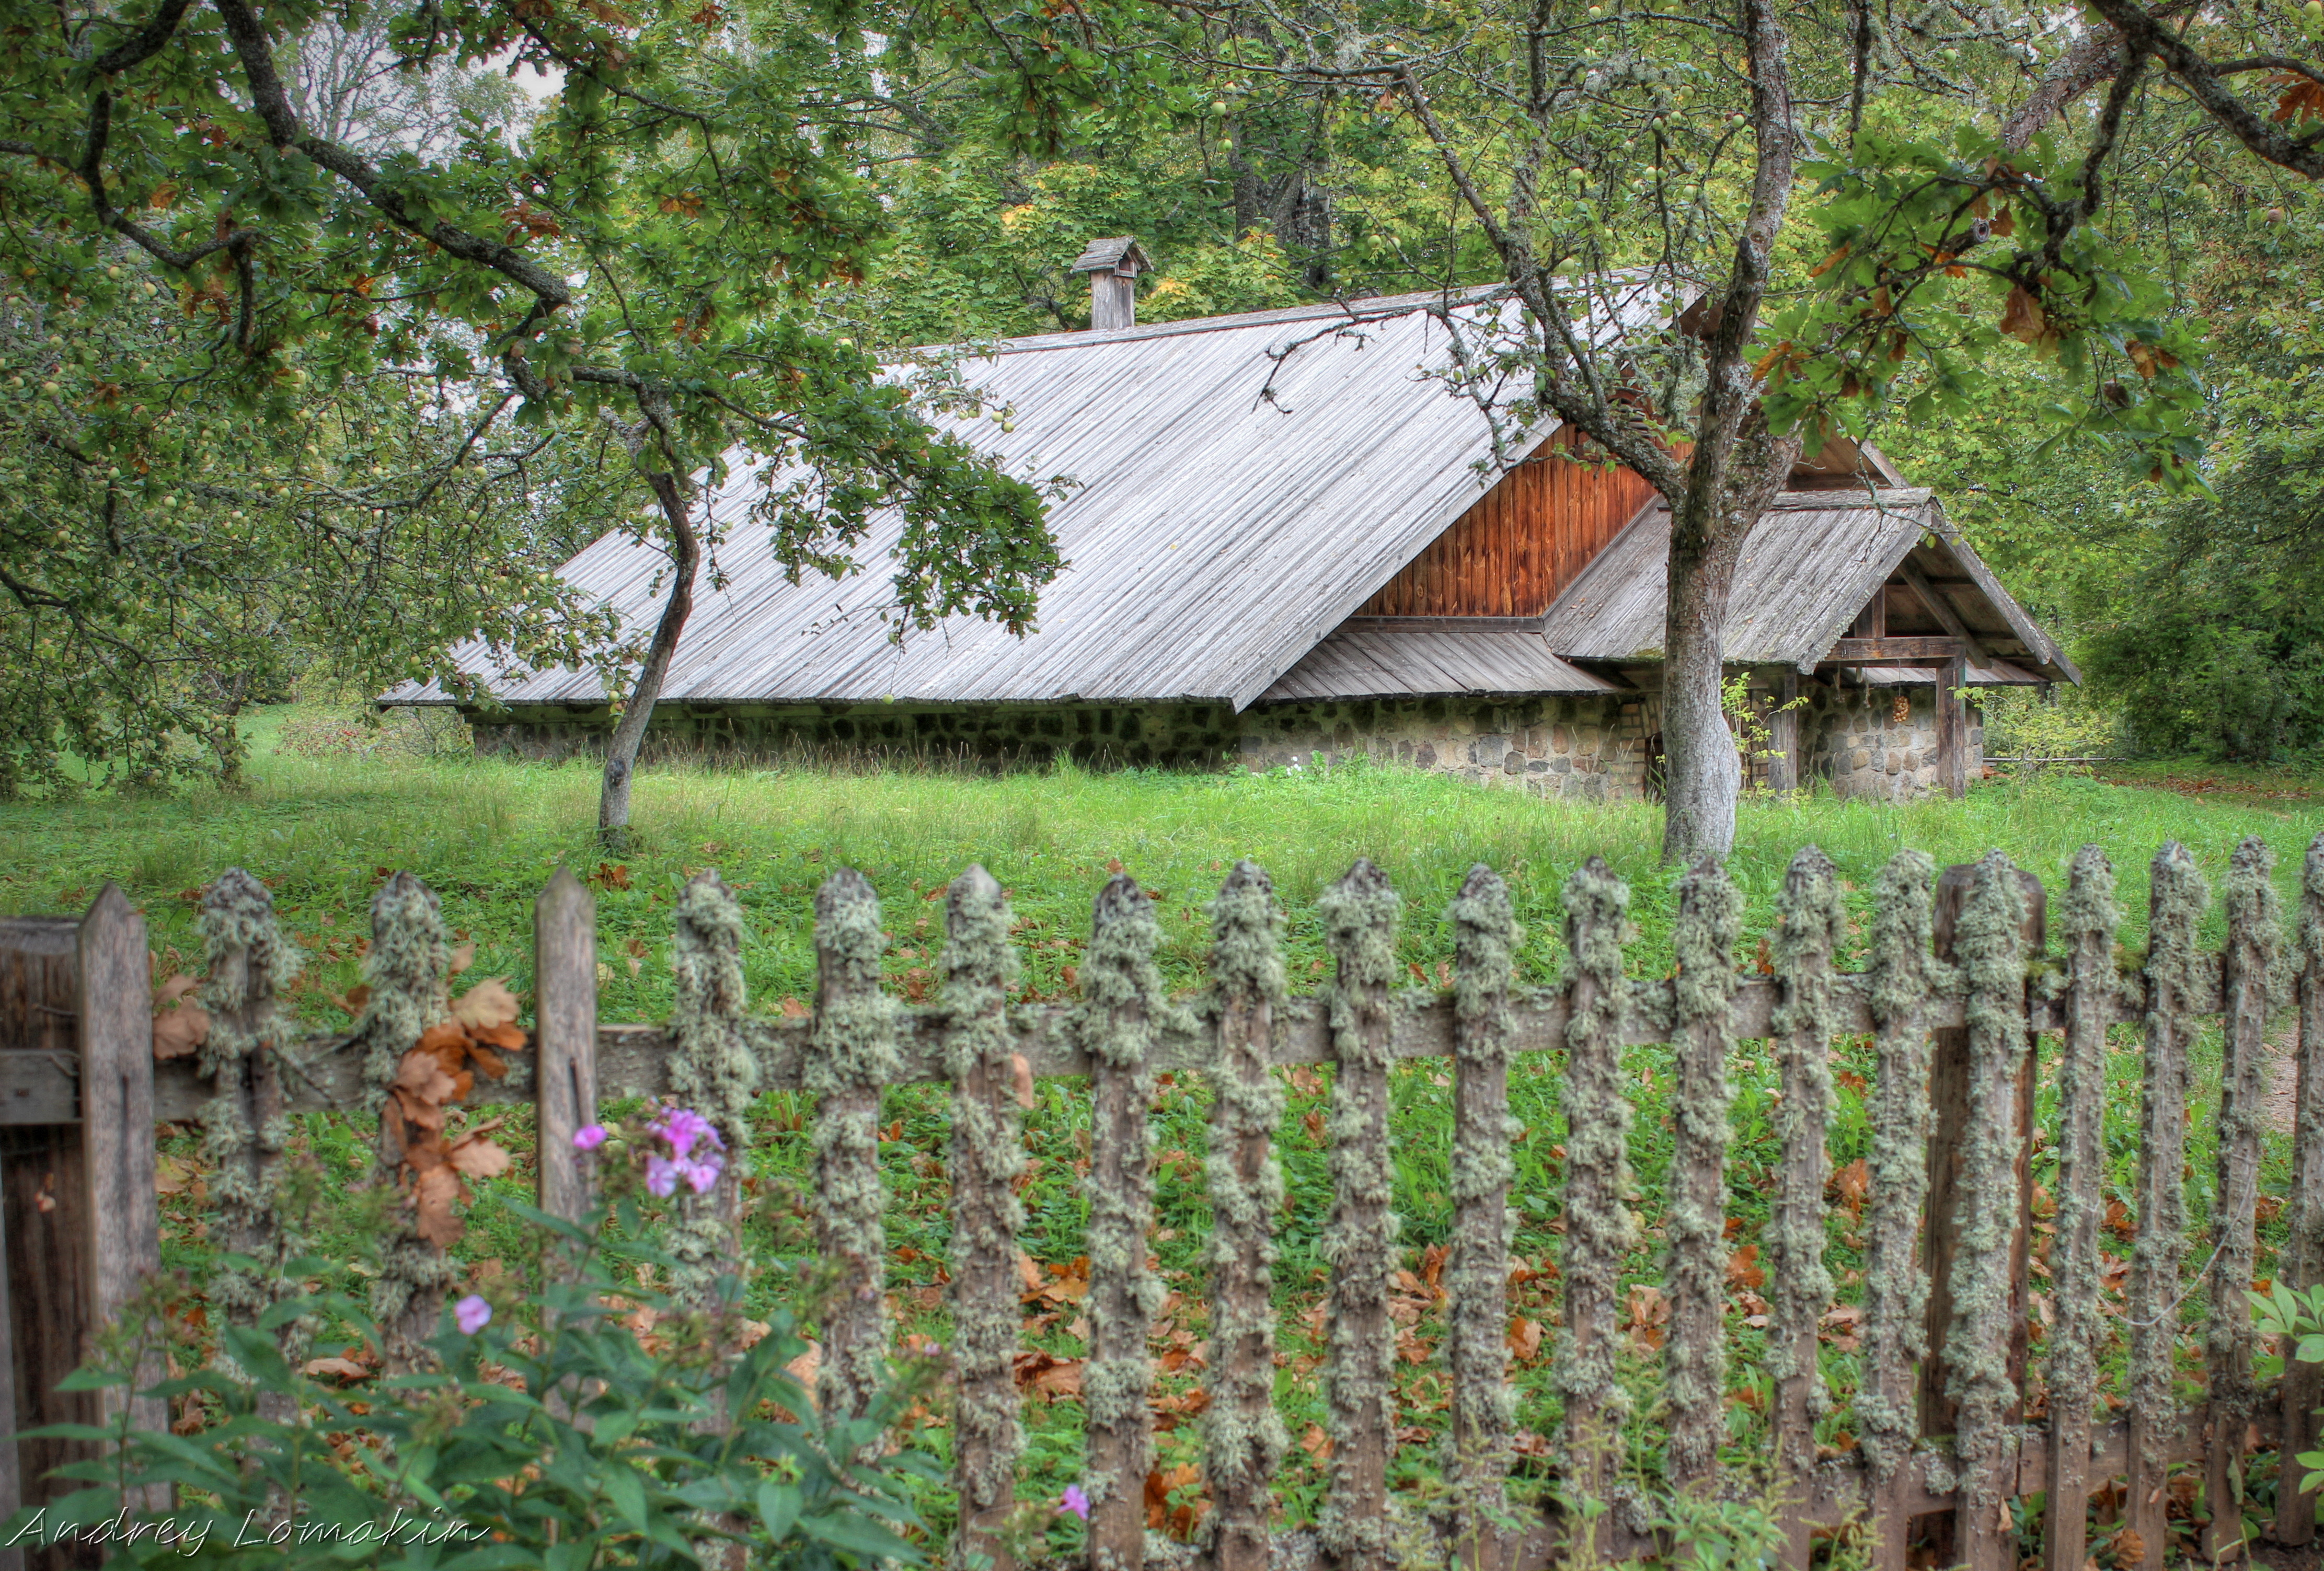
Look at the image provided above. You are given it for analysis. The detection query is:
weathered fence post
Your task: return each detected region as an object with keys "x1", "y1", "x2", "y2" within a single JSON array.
[
  {"x1": 78, "y1": 884, "x2": 165, "y2": 1460},
  {"x1": 533, "y1": 867, "x2": 599, "y2": 1231},
  {"x1": 669, "y1": 871, "x2": 758, "y2": 1311},
  {"x1": 809, "y1": 869, "x2": 899, "y2": 1426},
  {"x1": 1, "y1": 912, "x2": 94, "y2": 1571},
  {"x1": 1201, "y1": 861, "x2": 1288, "y2": 1571},
  {"x1": 2042, "y1": 846, "x2": 2118, "y2": 1571},
  {"x1": 198, "y1": 871, "x2": 303, "y2": 1404},
  {"x1": 1552, "y1": 856, "x2": 1632, "y2": 1563},
  {"x1": 1663, "y1": 858, "x2": 1740, "y2": 1495},
  {"x1": 2281, "y1": 831, "x2": 2324, "y2": 1547},
  {"x1": 1317, "y1": 860, "x2": 1400, "y2": 1571},
  {"x1": 945, "y1": 865, "x2": 1026, "y2": 1571},
  {"x1": 1768, "y1": 848, "x2": 1842, "y2": 1569},
  {"x1": 1859, "y1": 849, "x2": 1938, "y2": 1569},
  {"x1": 2126, "y1": 842, "x2": 2208, "y2": 1571},
  {"x1": 1444, "y1": 866, "x2": 1517, "y2": 1571},
  {"x1": 1080, "y1": 875, "x2": 1165, "y2": 1571},
  {"x1": 1920, "y1": 857, "x2": 2043, "y2": 1473},
  {"x1": 2209, "y1": 837, "x2": 2279, "y2": 1558},
  {"x1": 357, "y1": 871, "x2": 457, "y2": 1369},
  {"x1": 1945, "y1": 853, "x2": 2032, "y2": 1571}
]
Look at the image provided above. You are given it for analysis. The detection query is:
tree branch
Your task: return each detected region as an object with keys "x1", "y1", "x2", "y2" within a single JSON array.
[
  {"x1": 211, "y1": 0, "x2": 575, "y2": 309},
  {"x1": 2084, "y1": 0, "x2": 2324, "y2": 179}
]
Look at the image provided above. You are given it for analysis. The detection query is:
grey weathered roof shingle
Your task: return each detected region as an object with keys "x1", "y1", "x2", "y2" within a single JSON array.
[{"x1": 393, "y1": 283, "x2": 1676, "y2": 712}]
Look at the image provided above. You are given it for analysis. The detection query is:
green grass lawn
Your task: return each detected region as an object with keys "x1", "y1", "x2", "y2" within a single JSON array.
[{"x1": 5, "y1": 711, "x2": 2318, "y2": 1553}]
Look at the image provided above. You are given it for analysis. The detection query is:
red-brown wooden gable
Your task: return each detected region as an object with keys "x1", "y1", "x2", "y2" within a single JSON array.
[{"x1": 1356, "y1": 428, "x2": 1661, "y2": 618}]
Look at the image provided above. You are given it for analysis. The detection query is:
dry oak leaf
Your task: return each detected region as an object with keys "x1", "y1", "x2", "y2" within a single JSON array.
[
  {"x1": 452, "y1": 977, "x2": 521, "y2": 1031},
  {"x1": 302, "y1": 1356, "x2": 372, "y2": 1380},
  {"x1": 1829, "y1": 1157, "x2": 1871, "y2": 1215},
  {"x1": 1014, "y1": 1350, "x2": 1085, "y2": 1401},
  {"x1": 1299, "y1": 1423, "x2": 1334, "y2": 1463},
  {"x1": 448, "y1": 941, "x2": 476, "y2": 975},
  {"x1": 395, "y1": 1046, "x2": 459, "y2": 1102},
  {"x1": 152, "y1": 974, "x2": 211, "y2": 1061},
  {"x1": 413, "y1": 1166, "x2": 467, "y2": 1249},
  {"x1": 1507, "y1": 1315, "x2": 1544, "y2": 1362},
  {"x1": 1727, "y1": 1244, "x2": 1766, "y2": 1291},
  {"x1": 448, "y1": 1133, "x2": 513, "y2": 1180}
]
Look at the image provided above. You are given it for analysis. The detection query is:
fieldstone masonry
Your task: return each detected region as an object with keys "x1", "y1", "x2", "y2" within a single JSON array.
[
  {"x1": 465, "y1": 682, "x2": 1975, "y2": 802},
  {"x1": 1235, "y1": 695, "x2": 1655, "y2": 801},
  {"x1": 470, "y1": 700, "x2": 1240, "y2": 769},
  {"x1": 1800, "y1": 682, "x2": 1984, "y2": 802}
]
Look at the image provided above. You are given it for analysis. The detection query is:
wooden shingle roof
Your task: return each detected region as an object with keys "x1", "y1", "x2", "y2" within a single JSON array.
[{"x1": 393, "y1": 283, "x2": 1677, "y2": 713}]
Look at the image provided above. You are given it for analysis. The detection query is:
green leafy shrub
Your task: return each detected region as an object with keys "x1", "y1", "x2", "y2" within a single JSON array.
[{"x1": 6, "y1": 1118, "x2": 934, "y2": 1570}]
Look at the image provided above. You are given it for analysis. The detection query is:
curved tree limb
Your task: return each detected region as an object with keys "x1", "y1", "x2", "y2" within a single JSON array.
[{"x1": 2085, "y1": 0, "x2": 2324, "y2": 179}]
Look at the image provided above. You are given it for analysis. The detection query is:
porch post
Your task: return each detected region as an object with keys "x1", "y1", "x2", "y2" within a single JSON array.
[
  {"x1": 1935, "y1": 656, "x2": 1967, "y2": 798},
  {"x1": 1768, "y1": 669, "x2": 1800, "y2": 795}
]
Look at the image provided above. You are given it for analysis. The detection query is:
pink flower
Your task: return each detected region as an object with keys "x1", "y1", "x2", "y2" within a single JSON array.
[
  {"x1": 572, "y1": 1124, "x2": 608, "y2": 1152},
  {"x1": 1060, "y1": 1485, "x2": 1090, "y2": 1521},
  {"x1": 646, "y1": 1155, "x2": 680, "y2": 1198},
  {"x1": 650, "y1": 1107, "x2": 721, "y2": 1161},
  {"x1": 454, "y1": 1295, "x2": 492, "y2": 1335}
]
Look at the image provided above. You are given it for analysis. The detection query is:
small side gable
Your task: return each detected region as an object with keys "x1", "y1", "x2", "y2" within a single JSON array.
[{"x1": 1354, "y1": 426, "x2": 1662, "y2": 619}]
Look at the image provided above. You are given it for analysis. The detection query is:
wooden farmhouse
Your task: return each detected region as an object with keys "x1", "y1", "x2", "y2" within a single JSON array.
[{"x1": 398, "y1": 241, "x2": 2076, "y2": 803}]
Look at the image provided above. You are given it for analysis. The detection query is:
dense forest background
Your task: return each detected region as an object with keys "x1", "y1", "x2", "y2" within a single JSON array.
[{"x1": 4, "y1": 0, "x2": 2320, "y2": 786}]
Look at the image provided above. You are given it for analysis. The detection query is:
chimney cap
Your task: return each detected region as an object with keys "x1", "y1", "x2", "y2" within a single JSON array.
[{"x1": 1068, "y1": 237, "x2": 1152, "y2": 277}]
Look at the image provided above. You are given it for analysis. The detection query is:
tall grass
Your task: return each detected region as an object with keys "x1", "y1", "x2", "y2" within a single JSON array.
[
  {"x1": 3, "y1": 717, "x2": 2315, "y2": 1023},
  {"x1": 9, "y1": 710, "x2": 2314, "y2": 1531}
]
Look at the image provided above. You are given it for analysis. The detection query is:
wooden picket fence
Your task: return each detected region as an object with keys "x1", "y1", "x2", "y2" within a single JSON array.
[{"x1": 0, "y1": 833, "x2": 2317, "y2": 1571}]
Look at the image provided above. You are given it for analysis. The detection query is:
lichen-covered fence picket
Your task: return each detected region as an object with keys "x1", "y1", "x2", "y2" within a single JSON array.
[{"x1": 1, "y1": 832, "x2": 2319, "y2": 1571}]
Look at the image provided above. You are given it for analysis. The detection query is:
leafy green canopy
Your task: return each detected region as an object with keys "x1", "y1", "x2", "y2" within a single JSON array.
[{"x1": 0, "y1": 0, "x2": 1064, "y2": 790}]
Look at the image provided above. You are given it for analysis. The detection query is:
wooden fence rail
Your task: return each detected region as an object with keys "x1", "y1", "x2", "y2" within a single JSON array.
[{"x1": 1, "y1": 832, "x2": 2319, "y2": 1571}]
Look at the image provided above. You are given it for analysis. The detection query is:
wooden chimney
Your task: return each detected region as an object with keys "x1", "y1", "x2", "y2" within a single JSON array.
[{"x1": 1069, "y1": 237, "x2": 1152, "y2": 331}]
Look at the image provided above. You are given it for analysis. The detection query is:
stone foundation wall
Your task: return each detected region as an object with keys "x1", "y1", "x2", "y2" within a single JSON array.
[
  {"x1": 464, "y1": 683, "x2": 1974, "y2": 804},
  {"x1": 1237, "y1": 695, "x2": 1657, "y2": 802},
  {"x1": 1802, "y1": 684, "x2": 1983, "y2": 802},
  {"x1": 468, "y1": 700, "x2": 1240, "y2": 769}
]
